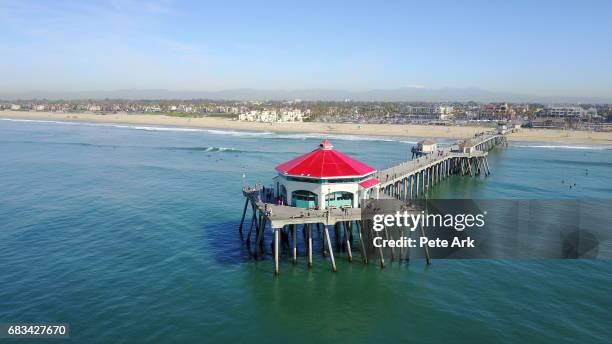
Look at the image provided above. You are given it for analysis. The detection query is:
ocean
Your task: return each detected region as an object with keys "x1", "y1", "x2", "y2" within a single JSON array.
[{"x1": 0, "y1": 118, "x2": 610, "y2": 343}]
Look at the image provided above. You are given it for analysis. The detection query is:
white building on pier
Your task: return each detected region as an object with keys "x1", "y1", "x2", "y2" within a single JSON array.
[{"x1": 273, "y1": 140, "x2": 380, "y2": 209}]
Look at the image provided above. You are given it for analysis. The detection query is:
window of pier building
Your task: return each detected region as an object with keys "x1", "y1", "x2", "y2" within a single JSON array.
[
  {"x1": 291, "y1": 190, "x2": 318, "y2": 209},
  {"x1": 325, "y1": 191, "x2": 354, "y2": 208}
]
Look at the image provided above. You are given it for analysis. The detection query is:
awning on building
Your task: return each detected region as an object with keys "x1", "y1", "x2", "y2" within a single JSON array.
[{"x1": 359, "y1": 178, "x2": 380, "y2": 189}]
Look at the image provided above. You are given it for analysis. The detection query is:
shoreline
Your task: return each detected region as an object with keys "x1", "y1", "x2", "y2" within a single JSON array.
[{"x1": 2, "y1": 110, "x2": 612, "y2": 145}]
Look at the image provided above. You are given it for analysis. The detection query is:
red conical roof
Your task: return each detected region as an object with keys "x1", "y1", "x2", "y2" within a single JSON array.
[{"x1": 275, "y1": 140, "x2": 377, "y2": 178}]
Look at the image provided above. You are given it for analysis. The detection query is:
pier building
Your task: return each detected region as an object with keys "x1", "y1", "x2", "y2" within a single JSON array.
[
  {"x1": 411, "y1": 139, "x2": 438, "y2": 158},
  {"x1": 273, "y1": 139, "x2": 380, "y2": 209}
]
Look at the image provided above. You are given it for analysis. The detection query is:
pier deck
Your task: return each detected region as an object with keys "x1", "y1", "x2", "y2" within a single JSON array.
[
  {"x1": 377, "y1": 150, "x2": 486, "y2": 187},
  {"x1": 243, "y1": 187, "x2": 362, "y2": 228}
]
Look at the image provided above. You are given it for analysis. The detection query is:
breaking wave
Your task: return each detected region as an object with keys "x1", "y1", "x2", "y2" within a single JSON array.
[
  {"x1": 0, "y1": 138, "x2": 251, "y2": 154},
  {"x1": 0, "y1": 118, "x2": 272, "y2": 136},
  {"x1": 166, "y1": 146, "x2": 242, "y2": 153},
  {"x1": 267, "y1": 132, "x2": 422, "y2": 144},
  {"x1": 1, "y1": 118, "x2": 426, "y2": 143}
]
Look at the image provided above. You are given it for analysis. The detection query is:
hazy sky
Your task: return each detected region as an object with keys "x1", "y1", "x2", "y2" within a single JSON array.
[{"x1": 1, "y1": 0, "x2": 611, "y2": 97}]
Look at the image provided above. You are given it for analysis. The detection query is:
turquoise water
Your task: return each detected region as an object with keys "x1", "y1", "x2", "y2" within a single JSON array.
[{"x1": 0, "y1": 119, "x2": 610, "y2": 343}]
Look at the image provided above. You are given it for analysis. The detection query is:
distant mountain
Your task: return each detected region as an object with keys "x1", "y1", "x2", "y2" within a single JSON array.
[{"x1": 0, "y1": 87, "x2": 609, "y2": 103}]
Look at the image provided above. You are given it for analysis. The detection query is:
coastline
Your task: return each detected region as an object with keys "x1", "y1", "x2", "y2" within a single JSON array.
[{"x1": 2, "y1": 110, "x2": 611, "y2": 145}]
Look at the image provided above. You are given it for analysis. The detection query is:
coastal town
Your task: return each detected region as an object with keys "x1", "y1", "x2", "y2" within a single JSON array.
[{"x1": 2, "y1": 99, "x2": 611, "y2": 131}]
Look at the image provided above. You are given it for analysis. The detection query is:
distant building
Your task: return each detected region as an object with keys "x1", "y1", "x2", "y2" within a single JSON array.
[
  {"x1": 238, "y1": 108, "x2": 305, "y2": 123},
  {"x1": 479, "y1": 103, "x2": 512, "y2": 120},
  {"x1": 537, "y1": 106, "x2": 585, "y2": 118},
  {"x1": 239, "y1": 110, "x2": 277, "y2": 122},
  {"x1": 457, "y1": 142, "x2": 476, "y2": 154},
  {"x1": 530, "y1": 118, "x2": 567, "y2": 129},
  {"x1": 10, "y1": 104, "x2": 21, "y2": 110},
  {"x1": 412, "y1": 139, "x2": 438, "y2": 158},
  {"x1": 437, "y1": 106, "x2": 454, "y2": 120},
  {"x1": 418, "y1": 139, "x2": 438, "y2": 153},
  {"x1": 405, "y1": 106, "x2": 437, "y2": 119},
  {"x1": 586, "y1": 107, "x2": 598, "y2": 118},
  {"x1": 402, "y1": 105, "x2": 453, "y2": 121}
]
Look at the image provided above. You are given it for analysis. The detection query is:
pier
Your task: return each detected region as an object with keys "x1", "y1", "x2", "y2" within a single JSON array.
[
  {"x1": 377, "y1": 132, "x2": 506, "y2": 202},
  {"x1": 238, "y1": 132, "x2": 507, "y2": 274}
]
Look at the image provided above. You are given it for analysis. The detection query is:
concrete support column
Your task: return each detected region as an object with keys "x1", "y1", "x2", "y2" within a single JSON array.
[
  {"x1": 292, "y1": 224, "x2": 297, "y2": 264},
  {"x1": 307, "y1": 224, "x2": 313, "y2": 268},
  {"x1": 345, "y1": 222, "x2": 353, "y2": 262},
  {"x1": 323, "y1": 226, "x2": 336, "y2": 272},
  {"x1": 409, "y1": 175, "x2": 413, "y2": 200},
  {"x1": 274, "y1": 228, "x2": 280, "y2": 275}
]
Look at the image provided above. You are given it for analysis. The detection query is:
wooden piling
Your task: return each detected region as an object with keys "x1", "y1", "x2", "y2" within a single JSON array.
[
  {"x1": 323, "y1": 226, "x2": 337, "y2": 272},
  {"x1": 357, "y1": 220, "x2": 368, "y2": 264},
  {"x1": 384, "y1": 226, "x2": 395, "y2": 261},
  {"x1": 246, "y1": 212, "x2": 255, "y2": 245},
  {"x1": 334, "y1": 222, "x2": 341, "y2": 252},
  {"x1": 420, "y1": 223, "x2": 431, "y2": 265},
  {"x1": 344, "y1": 222, "x2": 353, "y2": 262},
  {"x1": 251, "y1": 204, "x2": 259, "y2": 235},
  {"x1": 307, "y1": 224, "x2": 313, "y2": 268},
  {"x1": 253, "y1": 212, "x2": 262, "y2": 256},
  {"x1": 378, "y1": 239, "x2": 386, "y2": 268},
  {"x1": 257, "y1": 214, "x2": 265, "y2": 253},
  {"x1": 274, "y1": 228, "x2": 280, "y2": 275},
  {"x1": 238, "y1": 198, "x2": 249, "y2": 236},
  {"x1": 292, "y1": 224, "x2": 297, "y2": 264}
]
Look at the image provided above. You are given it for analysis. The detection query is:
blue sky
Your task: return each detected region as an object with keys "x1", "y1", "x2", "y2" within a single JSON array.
[{"x1": 1, "y1": 0, "x2": 611, "y2": 97}]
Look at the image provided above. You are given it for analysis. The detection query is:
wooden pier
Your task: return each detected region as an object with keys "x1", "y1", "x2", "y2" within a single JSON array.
[
  {"x1": 377, "y1": 132, "x2": 506, "y2": 202},
  {"x1": 238, "y1": 132, "x2": 507, "y2": 274}
]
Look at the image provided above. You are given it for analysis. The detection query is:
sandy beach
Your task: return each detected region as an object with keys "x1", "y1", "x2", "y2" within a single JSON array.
[{"x1": 2, "y1": 110, "x2": 611, "y2": 145}]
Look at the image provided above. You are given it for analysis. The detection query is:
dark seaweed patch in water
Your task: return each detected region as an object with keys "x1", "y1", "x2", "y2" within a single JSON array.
[{"x1": 201, "y1": 221, "x2": 252, "y2": 265}]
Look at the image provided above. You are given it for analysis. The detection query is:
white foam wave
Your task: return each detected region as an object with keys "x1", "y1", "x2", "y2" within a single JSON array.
[
  {"x1": 1, "y1": 118, "x2": 87, "y2": 125},
  {"x1": 1, "y1": 118, "x2": 271, "y2": 136},
  {"x1": 111, "y1": 124, "x2": 206, "y2": 132},
  {"x1": 0, "y1": 118, "x2": 442, "y2": 144},
  {"x1": 204, "y1": 129, "x2": 274, "y2": 136},
  {"x1": 271, "y1": 132, "x2": 419, "y2": 144},
  {"x1": 204, "y1": 146, "x2": 236, "y2": 152}
]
